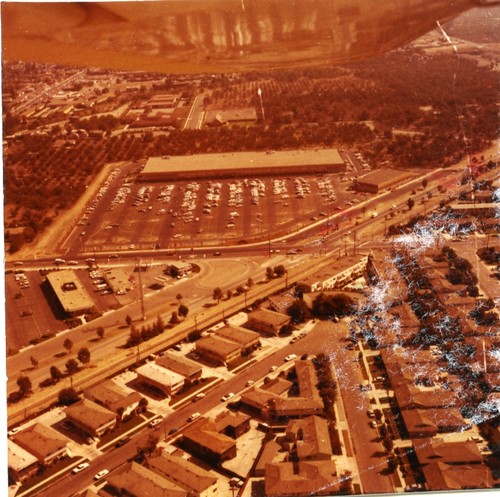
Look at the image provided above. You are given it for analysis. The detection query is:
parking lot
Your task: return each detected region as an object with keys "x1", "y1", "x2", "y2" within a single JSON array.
[{"x1": 75, "y1": 157, "x2": 374, "y2": 253}]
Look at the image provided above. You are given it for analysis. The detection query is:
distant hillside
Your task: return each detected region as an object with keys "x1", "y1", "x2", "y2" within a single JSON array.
[{"x1": 444, "y1": 6, "x2": 500, "y2": 44}]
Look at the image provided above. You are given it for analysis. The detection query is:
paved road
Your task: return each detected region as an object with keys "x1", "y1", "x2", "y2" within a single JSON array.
[{"x1": 301, "y1": 322, "x2": 396, "y2": 494}]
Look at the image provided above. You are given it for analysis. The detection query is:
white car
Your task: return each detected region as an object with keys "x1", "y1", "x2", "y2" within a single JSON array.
[
  {"x1": 284, "y1": 354, "x2": 297, "y2": 362},
  {"x1": 188, "y1": 412, "x2": 201, "y2": 422},
  {"x1": 94, "y1": 469, "x2": 109, "y2": 480},
  {"x1": 221, "y1": 393, "x2": 235, "y2": 402},
  {"x1": 149, "y1": 418, "x2": 162, "y2": 428},
  {"x1": 72, "y1": 462, "x2": 90, "y2": 474}
]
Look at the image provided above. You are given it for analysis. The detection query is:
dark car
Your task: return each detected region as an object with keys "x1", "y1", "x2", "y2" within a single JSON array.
[{"x1": 115, "y1": 436, "x2": 130, "y2": 447}]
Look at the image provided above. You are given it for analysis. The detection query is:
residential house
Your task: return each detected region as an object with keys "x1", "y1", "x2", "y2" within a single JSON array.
[
  {"x1": 106, "y1": 461, "x2": 187, "y2": 497},
  {"x1": 13, "y1": 423, "x2": 68, "y2": 467},
  {"x1": 148, "y1": 449, "x2": 219, "y2": 497},
  {"x1": 247, "y1": 308, "x2": 291, "y2": 336},
  {"x1": 65, "y1": 398, "x2": 116, "y2": 438},
  {"x1": 83, "y1": 379, "x2": 144, "y2": 420},
  {"x1": 7, "y1": 439, "x2": 38, "y2": 482}
]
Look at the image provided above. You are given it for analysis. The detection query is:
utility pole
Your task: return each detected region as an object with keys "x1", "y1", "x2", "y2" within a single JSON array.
[{"x1": 137, "y1": 260, "x2": 146, "y2": 320}]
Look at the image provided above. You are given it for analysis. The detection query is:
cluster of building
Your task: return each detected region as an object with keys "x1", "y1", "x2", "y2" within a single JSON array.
[{"x1": 355, "y1": 246, "x2": 499, "y2": 492}]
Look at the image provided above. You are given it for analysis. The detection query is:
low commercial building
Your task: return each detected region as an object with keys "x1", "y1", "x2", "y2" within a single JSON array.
[
  {"x1": 46, "y1": 270, "x2": 95, "y2": 316},
  {"x1": 136, "y1": 362, "x2": 185, "y2": 397},
  {"x1": 448, "y1": 202, "x2": 499, "y2": 217},
  {"x1": 205, "y1": 108, "x2": 257, "y2": 127},
  {"x1": 213, "y1": 325, "x2": 261, "y2": 355},
  {"x1": 168, "y1": 261, "x2": 193, "y2": 278},
  {"x1": 353, "y1": 168, "x2": 414, "y2": 193},
  {"x1": 83, "y1": 380, "x2": 144, "y2": 421},
  {"x1": 298, "y1": 255, "x2": 370, "y2": 294},
  {"x1": 148, "y1": 449, "x2": 219, "y2": 497},
  {"x1": 8, "y1": 440, "x2": 38, "y2": 482},
  {"x1": 139, "y1": 148, "x2": 346, "y2": 182},
  {"x1": 196, "y1": 335, "x2": 241, "y2": 366},
  {"x1": 246, "y1": 308, "x2": 291, "y2": 337},
  {"x1": 65, "y1": 398, "x2": 116, "y2": 438},
  {"x1": 13, "y1": 423, "x2": 68, "y2": 467},
  {"x1": 155, "y1": 352, "x2": 202, "y2": 385},
  {"x1": 102, "y1": 267, "x2": 132, "y2": 294}
]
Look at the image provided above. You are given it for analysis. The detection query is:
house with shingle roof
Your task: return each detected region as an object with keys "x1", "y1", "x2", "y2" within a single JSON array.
[
  {"x1": 285, "y1": 416, "x2": 333, "y2": 461},
  {"x1": 148, "y1": 449, "x2": 219, "y2": 497},
  {"x1": 265, "y1": 460, "x2": 339, "y2": 497},
  {"x1": 413, "y1": 438, "x2": 483, "y2": 466},
  {"x1": 107, "y1": 461, "x2": 187, "y2": 497},
  {"x1": 65, "y1": 398, "x2": 116, "y2": 438},
  {"x1": 422, "y1": 461, "x2": 492, "y2": 491},
  {"x1": 12, "y1": 423, "x2": 68, "y2": 466},
  {"x1": 181, "y1": 418, "x2": 237, "y2": 466},
  {"x1": 83, "y1": 379, "x2": 144, "y2": 420},
  {"x1": 7, "y1": 439, "x2": 38, "y2": 482}
]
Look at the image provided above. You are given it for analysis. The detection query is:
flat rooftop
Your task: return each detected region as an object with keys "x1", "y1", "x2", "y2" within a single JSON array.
[
  {"x1": 46, "y1": 270, "x2": 94, "y2": 314},
  {"x1": 141, "y1": 148, "x2": 345, "y2": 177},
  {"x1": 356, "y1": 168, "x2": 413, "y2": 185}
]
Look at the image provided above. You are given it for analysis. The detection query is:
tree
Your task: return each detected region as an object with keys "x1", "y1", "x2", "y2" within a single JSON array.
[
  {"x1": 65, "y1": 358, "x2": 79, "y2": 375},
  {"x1": 17, "y1": 375, "x2": 32, "y2": 396},
  {"x1": 339, "y1": 470, "x2": 354, "y2": 495},
  {"x1": 247, "y1": 277, "x2": 254, "y2": 288},
  {"x1": 266, "y1": 267, "x2": 275, "y2": 279},
  {"x1": 29, "y1": 356, "x2": 38, "y2": 368},
  {"x1": 422, "y1": 178, "x2": 428, "y2": 189},
  {"x1": 274, "y1": 265, "x2": 286, "y2": 278},
  {"x1": 178, "y1": 304, "x2": 189, "y2": 318},
  {"x1": 235, "y1": 285, "x2": 245, "y2": 294},
  {"x1": 288, "y1": 299, "x2": 309, "y2": 324},
  {"x1": 125, "y1": 314, "x2": 133, "y2": 326},
  {"x1": 58, "y1": 387, "x2": 79, "y2": 405},
  {"x1": 382, "y1": 436, "x2": 394, "y2": 452},
  {"x1": 126, "y1": 325, "x2": 142, "y2": 347},
  {"x1": 170, "y1": 311, "x2": 179, "y2": 324},
  {"x1": 50, "y1": 366, "x2": 63, "y2": 382},
  {"x1": 96, "y1": 326, "x2": 105, "y2": 340},
  {"x1": 176, "y1": 293, "x2": 183, "y2": 303},
  {"x1": 213, "y1": 287, "x2": 223, "y2": 304},
  {"x1": 407, "y1": 197, "x2": 415, "y2": 210},
  {"x1": 63, "y1": 338, "x2": 73, "y2": 354},
  {"x1": 153, "y1": 314, "x2": 165, "y2": 334},
  {"x1": 77, "y1": 347, "x2": 91, "y2": 366}
]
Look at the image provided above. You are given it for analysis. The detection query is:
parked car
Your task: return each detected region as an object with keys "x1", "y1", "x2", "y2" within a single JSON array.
[
  {"x1": 72, "y1": 462, "x2": 90, "y2": 474},
  {"x1": 94, "y1": 469, "x2": 109, "y2": 480},
  {"x1": 285, "y1": 354, "x2": 297, "y2": 362},
  {"x1": 149, "y1": 418, "x2": 162, "y2": 428},
  {"x1": 221, "y1": 393, "x2": 235, "y2": 402},
  {"x1": 115, "y1": 437, "x2": 130, "y2": 447},
  {"x1": 188, "y1": 412, "x2": 201, "y2": 422},
  {"x1": 194, "y1": 393, "x2": 205, "y2": 401}
]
